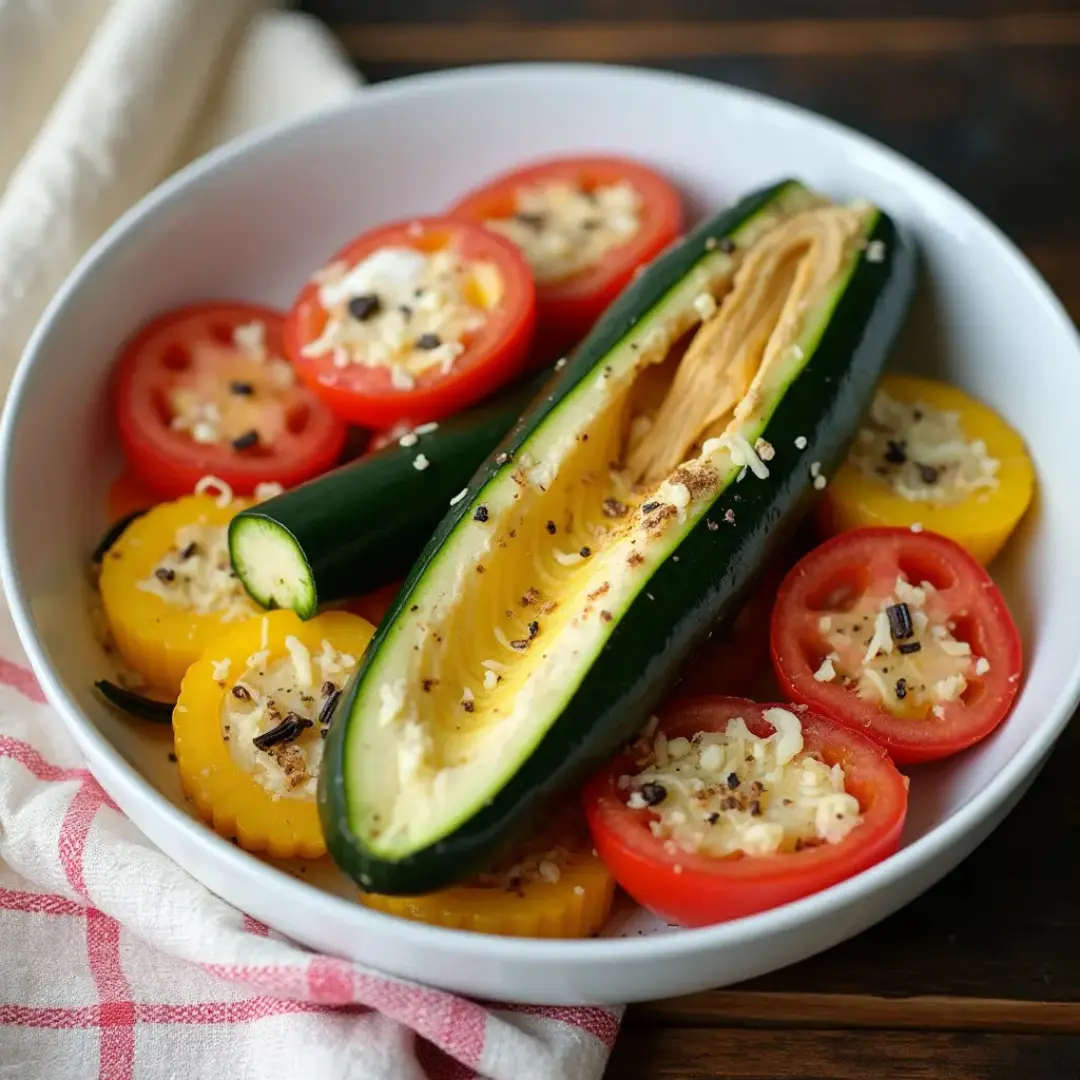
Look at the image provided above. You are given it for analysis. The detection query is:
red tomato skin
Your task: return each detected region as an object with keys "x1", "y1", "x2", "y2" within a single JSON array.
[
  {"x1": 114, "y1": 302, "x2": 347, "y2": 500},
  {"x1": 770, "y1": 528, "x2": 1023, "y2": 765},
  {"x1": 448, "y1": 155, "x2": 683, "y2": 353},
  {"x1": 583, "y1": 697, "x2": 908, "y2": 928},
  {"x1": 284, "y1": 218, "x2": 536, "y2": 429},
  {"x1": 342, "y1": 581, "x2": 403, "y2": 627},
  {"x1": 106, "y1": 471, "x2": 159, "y2": 521}
]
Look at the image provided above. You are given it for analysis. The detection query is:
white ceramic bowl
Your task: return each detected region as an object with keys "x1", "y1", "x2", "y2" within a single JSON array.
[{"x1": 3, "y1": 64, "x2": 1079, "y2": 1006}]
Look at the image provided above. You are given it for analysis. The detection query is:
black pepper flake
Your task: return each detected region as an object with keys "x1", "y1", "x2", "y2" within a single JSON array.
[
  {"x1": 253, "y1": 713, "x2": 312, "y2": 751},
  {"x1": 641, "y1": 501, "x2": 660, "y2": 514},
  {"x1": 884, "y1": 439, "x2": 907, "y2": 465},
  {"x1": 474, "y1": 505, "x2": 489, "y2": 523},
  {"x1": 899, "y1": 640, "x2": 922, "y2": 655},
  {"x1": 167, "y1": 752, "x2": 177, "y2": 763},
  {"x1": 410, "y1": 604, "x2": 419, "y2": 612},
  {"x1": 232, "y1": 429, "x2": 259, "y2": 451},
  {"x1": 895, "y1": 678, "x2": 908, "y2": 700},
  {"x1": 510, "y1": 639, "x2": 529, "y2": 651},
  {"x1": 546, "y1": 520, "x2": 556, "y2": 535},
  {"x1": 231, "y1": 685, "x2": 251, "y2": 701},
  {"x1": 602, "y1": 498, "x2": 628, "y2": 518},
  {"x1": 398, "y1": 304, "x2": 413, "y2": 319},
  {"x1": 228, "y1": 380, "x2": 254, "y2": 396},
  {"x1": 706, "y1": 812, "x2": 720, "y2": 825},
  {"x1": 722, "y1": 795, "x2": 739, "y2": 810},
  {"x1": 718, "y1": 237, "x2": 736, "y2": 253},
  {"x1": 179, "y1": 541, "x2": 199, "y2": 561},
  {"x1": 528, "y1": 621, "x2": 539, "y2": 638},
  {"x1": 641, "y1": 782, "x2": 667, "y2": 806},
  {"x1": 726, "y1": 772, "x2": 740, "y2": 790},
  {"x1": 318, "y1": 688, "x2": 341, "y2": 726},
  {"x1": 918, "y1": 463, "x2": 940, "y2": 485},
  {"x1": 154, "y1": 567, "x2": 175, "y2": 584},
  {"x1": 748, "y1": 781, "x2": 764, "y2": 797},
  {"x1": 463, "y1": 700, "x2": 475, "y2": 713},
  {"x1": 748, "y1": 800, "x2": 762, "y2": 817},
  {"x1": 886, "y1": 602, "x2": 914, "y2": 640},
  {"x1": 347, "y1": 293, "x2": 381, "y2": 321},
  {"x1": 913, "y1": 408, "x2": 924, "y2": 421},
  {"x1": 421, "y1": 678, "x2": 438, "y2": 693},
  {"x1": 579, "y1": 546, "x2": 591, "y2": 558},
  {"x1": 416, "y1": 332, "x2": 441, "y2": 350}
]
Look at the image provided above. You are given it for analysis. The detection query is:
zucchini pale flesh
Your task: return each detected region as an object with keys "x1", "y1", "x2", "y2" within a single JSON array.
[
  {"x1": 321, "y1": 179, "x2": 917, "y2": 894},
  {"x1": 229, "y1": 372, "x2": 547, "y2": 618}
]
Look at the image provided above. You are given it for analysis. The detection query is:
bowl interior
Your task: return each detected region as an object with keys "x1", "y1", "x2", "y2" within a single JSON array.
[{"x1": 4, "y1": 65, "x2": 1080, "y2": 1000}]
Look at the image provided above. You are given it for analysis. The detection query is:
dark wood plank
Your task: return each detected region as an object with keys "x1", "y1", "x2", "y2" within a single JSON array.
[
  {"x1": 637, "y1": 992, "x2": 1080, "y2": 1034},
  {"x1": 605, "y1": 1027, "x2": 1080, "y2": 1080},
  {"x1": 304, "y1": 2, "x2": 1080, "y2": 23},
  {"x1": 331, "y1": 16, "x2": 1080, "y2": 61}
]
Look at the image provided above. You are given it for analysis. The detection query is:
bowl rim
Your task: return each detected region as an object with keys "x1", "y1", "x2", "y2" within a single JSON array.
[{"x1": 4, "y1": 60, "x2": 1079, "y2": 965}]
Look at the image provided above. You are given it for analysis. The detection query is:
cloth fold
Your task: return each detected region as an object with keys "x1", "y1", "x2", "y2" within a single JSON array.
[{"x1": 0, "y1": 3, "x2": 622, "y2": 1076}]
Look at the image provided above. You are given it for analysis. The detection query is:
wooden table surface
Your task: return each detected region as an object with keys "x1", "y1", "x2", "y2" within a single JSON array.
[{"x1": 307, "y1": 3, "x2": 1080, "y2": 1076}]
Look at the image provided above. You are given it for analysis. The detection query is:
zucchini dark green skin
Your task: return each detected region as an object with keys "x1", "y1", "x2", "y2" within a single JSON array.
[
  {"x1": 322, "y1": 180, "x2": 917, "y2": 894},
  {"x1": 229, "y1": 370, "x2": 549, "y2": 618}
]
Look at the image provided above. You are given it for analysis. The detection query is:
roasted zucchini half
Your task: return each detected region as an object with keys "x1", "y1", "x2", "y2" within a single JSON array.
[{"x1": 320, "y1": 179, "x2": 917, "y2": 894}]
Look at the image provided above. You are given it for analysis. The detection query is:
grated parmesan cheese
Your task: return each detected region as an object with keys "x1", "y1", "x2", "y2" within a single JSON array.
[
  {"x1": 848, "y1": 388, "x2": 1001, "y2": 505},
  {"x1": 623, "y1": 708, "x2": 861, "y2": 857},
  {"x1": 484, "y1": 180, "x2": 642, "y2": 283},
  {"x1": 194, "y1": 475, "x2": 234, "y2": 508}
]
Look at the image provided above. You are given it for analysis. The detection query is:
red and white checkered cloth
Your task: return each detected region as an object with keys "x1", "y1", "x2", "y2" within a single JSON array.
[
  {"x1": 0, "y1": 603, "x2": 621, "y2": 1078},
  {"x1": 0, "y1": 3, "x2": 622, "y2": 1076}
]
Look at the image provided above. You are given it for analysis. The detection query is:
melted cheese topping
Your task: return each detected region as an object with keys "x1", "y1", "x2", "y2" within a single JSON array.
[
  {"x1": 168, "y1": 320, "x2": 299, "y2": 447},
  {"x1": 484, "y1": 181, "x2": 641, "y2": 283},
  {"x1": 849, "y1": 389, "x2": 1000, "y2": 504},
  {"x1": 623, "y1": 709, "x2": 861, "y2": 857},
  {"x1": 302, "y1": 246, "x2": 501, "y2": 387},
  {"x1": 222, "y1": 636, "x2": 357, "y2": 799},
  {"x1": 814, "y1": 575, "x2": 989, "y2": 715},
  {"x1": 137, "y1": 520, "x2": 258, "y2": 620},
  {"x1": 353, "y1": 195, "x2": 876, "y2": 855}
]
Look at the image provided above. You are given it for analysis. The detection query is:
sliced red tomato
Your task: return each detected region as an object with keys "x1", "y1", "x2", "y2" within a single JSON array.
[
  {"x1": 106, "y1": 471, "x2": 159, "y2": 521},
  {"x1": 583, "y1": 696, "x2": 907, "y2": 927},
  {"x1": 343, "y1": 581, "x2": 403, "y2": 626},
  {"x1": 285, "y1": 218, "x2": 535, "y2": 428},
  {"x1": 448, "y1": 155, "x2": 683, "y2": 353},
  {"x1": 770, "y1": 528, "x2": 1023, "y2": 765},
  {"x1": 114, "y1": 302, "x2": 347, "y2": 500}
]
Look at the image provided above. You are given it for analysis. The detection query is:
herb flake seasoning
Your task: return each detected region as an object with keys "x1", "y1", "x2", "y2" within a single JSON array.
[
  {"x1": 886, "y1": 602, "x2": 914, "y2": 640},
  {"x1": 253, "y1": 713, "x2": 313, "y2": 751},
  {"x1": 640, "y1": 782, "x2": 667, "y2": 806},
  {"x1": 347, "y1": 293, "x2": 381, "y2": 321}
]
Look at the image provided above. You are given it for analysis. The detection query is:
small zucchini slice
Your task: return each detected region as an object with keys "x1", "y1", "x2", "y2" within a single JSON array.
[
  {"x1": 229, "y1": 371, "x2": 548, "y2": 619},
  {"x1": 320, "y1": 179, "x2": 917, "y2": 894}
]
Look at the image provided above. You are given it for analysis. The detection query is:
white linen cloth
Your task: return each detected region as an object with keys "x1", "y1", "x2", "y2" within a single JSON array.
[{"x1": 0, "y1": 3, "x2": 622, "y2": 1076}]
